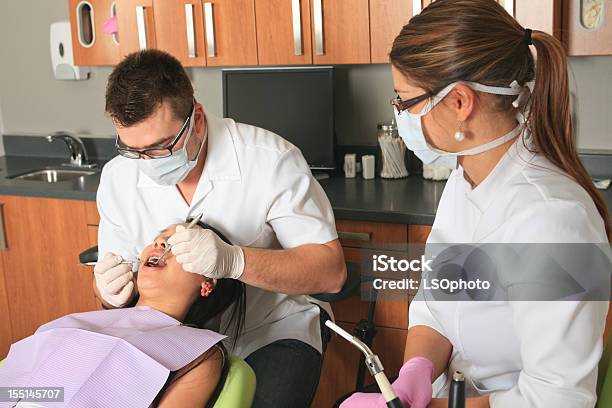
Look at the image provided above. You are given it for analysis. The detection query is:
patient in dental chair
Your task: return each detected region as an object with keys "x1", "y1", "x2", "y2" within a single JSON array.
[{"x1": 0, "y1": 223, "x2": 246, "y2": 408}]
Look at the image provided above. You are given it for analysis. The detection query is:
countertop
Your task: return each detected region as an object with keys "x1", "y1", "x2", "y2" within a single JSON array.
[
  {"x1": 0, "y1": 155, "x2": 443, "y2": 225},
  {"x1": 0, "y1": 155, "x2": 610, "y2": 227},
  {"x1": 0, "y1": 156, "x2": 101, "y2": 201}
]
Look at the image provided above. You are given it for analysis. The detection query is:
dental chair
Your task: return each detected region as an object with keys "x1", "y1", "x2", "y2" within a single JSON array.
[{"x1": 78, "y1": 247, "x2": 256, "y2": 408}]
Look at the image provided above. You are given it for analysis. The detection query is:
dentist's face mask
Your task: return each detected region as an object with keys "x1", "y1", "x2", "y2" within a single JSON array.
[
  {"x1": 393, "y1": 80, "x2": 532, "y2": 169},
  {"x1": 137, "y1": 110, "x2": 205, "y2": 186}
]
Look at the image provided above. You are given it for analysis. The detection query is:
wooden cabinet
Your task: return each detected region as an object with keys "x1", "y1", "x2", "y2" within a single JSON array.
[
  {"x1": 312, "y1": 220, "x2": 431, "y2": 408},
  {"x1": 310, "y1": 0, "x2": 371, "y2": 64},
  {"x1": 153, "y1": 0, "x2": 208, "y2": 67},
  {"x1": 203, "y1": 0, "x2": 258, "y2": 66},
  {"x1": 0, "y1": 250, "x2": 12, "y2": 359},
  {"x1": 0, "y1": 196, "x2": 98, "y2": 343},
  {"x1": 255, "y1": 0, "x2": 313, "y2": 65},
  {"x1": 68, "y1": 0, "x2": 120, "y2": 65},
  {"x1": 115, "y1": 0, "x2": 257, "y2": 66},
  {"x1": 72, "y1": 0, "x2": 612, "y2": 67},
  {"x1": 369, "y1": 0, "x2": 415, "y2": 64},
  {"x1": 116, "y1": 0, "x2": 157, "y2": 57},
  {"x1": 564, "y1": 0, "x2": 612, "y2": 55}
]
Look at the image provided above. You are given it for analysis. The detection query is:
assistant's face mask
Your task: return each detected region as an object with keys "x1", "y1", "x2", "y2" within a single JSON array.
[
  {"x1": 394, "y1": 80, "x2": 532, "y2": 170},
  {"x1": 138, "y1": 111, "x2": 205, "y2": 186}
]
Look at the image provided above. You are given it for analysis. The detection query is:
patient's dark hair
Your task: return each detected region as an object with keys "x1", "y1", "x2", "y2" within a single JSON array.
[
  {"x1": 183, "y1": 221, "x2": 246, "y2": 349},
  {"x1": 127, "y1": 220, "x2": 246, "y2": 348}
]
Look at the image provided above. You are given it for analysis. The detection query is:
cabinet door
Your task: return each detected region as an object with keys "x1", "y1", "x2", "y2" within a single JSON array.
[
  {"x1": 0, "y1": 250, "x2": 12, "y2": 358},
  {"x1": 202, "y1": 0, "x2": 258, "y2": 66},
  {"x1": 370, "y1": 0, "x2": 414, "y2": 64},
  {"x1": 154, "y1": 0, "x2": 207, "y2": 67},
  {"x1": 255, "y1": 0, "x2": 313, "y2": 65},
  {"x1": 564, "y1": 0, "x2": 612, "y2": 55},
  {"x1": 511, "y1": 0, "x2": 562, "y2": 39},
  {"x1": 116, "y1": 0, "x2": 157, "y2": 57},
  {"x1": 310, "y1": 0, "x2": 370, "y2": 64},
  {"x1": 0, "y1": 197, "x2": 97, "y2": 342},
  {"x1": 68, "y1": 0, "x2": 120, "y2": 65}
]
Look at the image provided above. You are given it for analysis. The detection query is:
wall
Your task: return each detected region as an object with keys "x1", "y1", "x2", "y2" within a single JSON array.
[
  {"x1": 0, "y1": 98, "x2": 5, "y2": 155},
  {"x1": 0, "y1": 0, "x2": 610, "y2": 150}
]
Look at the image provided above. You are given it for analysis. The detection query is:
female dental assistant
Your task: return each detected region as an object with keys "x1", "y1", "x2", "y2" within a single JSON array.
[
  {"x1": 92, "y1": 49, "x2": 346, "y2": 408},
  {"x1": 343, "y1": 0, "x2": 611, "y2": 407}
]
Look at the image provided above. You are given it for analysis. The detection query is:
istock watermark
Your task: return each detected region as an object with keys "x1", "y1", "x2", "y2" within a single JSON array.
[
  {"x1": 372, "y1": 254, "x2": 433, "y2": 272},
  {"x1": 372, "y1": 277, "x2": 491, "y2": 293},
  {"x1": 360, "y1": 243, "x2": 612, "y2": 302}
]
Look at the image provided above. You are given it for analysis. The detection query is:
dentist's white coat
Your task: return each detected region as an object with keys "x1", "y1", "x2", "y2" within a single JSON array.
[
  {"x1": 410, "y1": 134, "x2": 609, "y2": 407},
  {"x1": 96, "y1": 110, "x2": 337, "y2": 359}
]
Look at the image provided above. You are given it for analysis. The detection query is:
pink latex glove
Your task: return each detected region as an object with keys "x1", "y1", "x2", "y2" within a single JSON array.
[
  {"x1": 103, "y1": 15, "x2": 118, "y2": 34},
  {"x1": 340, "y1": 357, "x2": 434, "y2": 408}
]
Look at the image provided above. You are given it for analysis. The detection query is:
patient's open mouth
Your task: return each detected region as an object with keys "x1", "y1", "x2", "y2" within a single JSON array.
[{"x1": 144, "y1": 255, "x2": 166, "y2": 268}]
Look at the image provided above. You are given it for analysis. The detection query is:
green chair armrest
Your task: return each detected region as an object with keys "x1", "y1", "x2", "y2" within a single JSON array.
[{"x1": 213, "y1": 355, "x2": 256, "y2": 408}]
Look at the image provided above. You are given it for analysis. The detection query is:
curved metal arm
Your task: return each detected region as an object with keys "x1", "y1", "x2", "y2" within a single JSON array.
[
  {"x1": 47, "y1": 131, "x2": 93, "y2": 167},
  {"x1": 326, "y1": 320, "x2": 402, "y2": 407}
]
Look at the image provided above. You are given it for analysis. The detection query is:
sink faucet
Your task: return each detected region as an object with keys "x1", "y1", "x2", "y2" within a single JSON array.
[{"x1": 46, "y1": 131, "x2": 96, "y2": 168}]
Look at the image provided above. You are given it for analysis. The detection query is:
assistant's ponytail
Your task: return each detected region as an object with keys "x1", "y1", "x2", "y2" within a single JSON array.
[{"x1": 528, "y1": 31, "x2": 611, "y2": 241}]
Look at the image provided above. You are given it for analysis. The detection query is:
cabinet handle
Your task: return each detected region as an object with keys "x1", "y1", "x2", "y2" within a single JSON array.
[
  {"x1": 337, "y1": 231, "x2": 372, "y2": 242},
  {"x1": 185, "y1": 3, "x2": 196, "y2": 58},
  {"x1": 412, "y1": 0, "x2": 422, "y2": 16},
  {"x1": 0, "y1": 204, "x2": 7, "y2": 250},
  {"x1": 313, "y1": 0, "x2": 324, "y2": 55},
  {"x1": 204, "y1": 2, "x2": 216, "y2": 57},
  {"x1": 503, "y1": 0, "x2": 514, "y2": 17},
  {"x1": 291, "y1": 0, "x2": 303, "y2": 56},
  {"x1": 135, "y1": 5, "x2": 149, "y2": 50}
]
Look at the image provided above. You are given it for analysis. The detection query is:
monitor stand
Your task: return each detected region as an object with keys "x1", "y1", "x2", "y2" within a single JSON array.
[{"x1": 312, "y1": 171, "x2": 331, "y2": 181}]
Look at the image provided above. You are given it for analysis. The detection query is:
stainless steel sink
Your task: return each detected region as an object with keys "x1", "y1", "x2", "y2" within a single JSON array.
[{"x1": 11, "y1": 168, "x2": 98, "y2": 183}]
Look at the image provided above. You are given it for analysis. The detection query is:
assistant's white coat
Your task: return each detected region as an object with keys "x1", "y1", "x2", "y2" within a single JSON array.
[{"x1": 410, "y1": 134, "x2": 609, "y2": 407}]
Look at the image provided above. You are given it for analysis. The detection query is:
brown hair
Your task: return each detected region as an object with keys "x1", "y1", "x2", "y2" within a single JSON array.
[
  {"x1": 105, "y1": 49, "x2": 194, "y2": 127},
  {"x1": 390, "y1": 0, "x2": 611, "y2": 241}
]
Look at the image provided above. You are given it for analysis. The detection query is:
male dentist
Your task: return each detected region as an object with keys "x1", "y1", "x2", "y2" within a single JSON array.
[{"x1": 93, "y1": 49, "x2": 346, "y2": 408}]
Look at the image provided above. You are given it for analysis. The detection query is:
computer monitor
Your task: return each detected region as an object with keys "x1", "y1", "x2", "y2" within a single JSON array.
[{"x1": 222, "y1": 67, "x2": 335, "y2": 170}]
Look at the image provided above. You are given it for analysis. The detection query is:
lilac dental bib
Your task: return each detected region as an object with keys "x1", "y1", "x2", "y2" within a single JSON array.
[{"x1": 0, "y1": 306, "x2": 225, "y2": 408}]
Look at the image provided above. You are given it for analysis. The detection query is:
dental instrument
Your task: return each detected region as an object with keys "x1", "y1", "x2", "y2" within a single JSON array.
[
  {"x1": 146, "y1": 213, "x2": 203, "y2": 266},
  {"x1": 325, "y1": 320, "x2": 404, "y2": 408},
  {"x1": 85, "y1": 259, "x2": 138, "y2": 267}
]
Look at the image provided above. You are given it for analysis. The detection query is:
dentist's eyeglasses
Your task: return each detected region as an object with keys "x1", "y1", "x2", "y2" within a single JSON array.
[
  {"x1": 390, "y1": 92, "x2": 431, "y2": 114},
  {"x1": 115, "y1": 106, "x2": 194, "y2": 159}
]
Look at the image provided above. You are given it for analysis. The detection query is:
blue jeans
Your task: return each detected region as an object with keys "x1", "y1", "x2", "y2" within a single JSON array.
[{"x1": 245, "y1": 308, "x2": 332, "y2": 408}]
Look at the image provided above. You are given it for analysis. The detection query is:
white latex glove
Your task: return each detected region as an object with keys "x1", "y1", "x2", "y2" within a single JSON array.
[
  {"x1": 168, "y1": 226, "x2": 245, "y2": 279},
  {"x1": 93, "y1": 252, "x2": 135, "y2": 307}
]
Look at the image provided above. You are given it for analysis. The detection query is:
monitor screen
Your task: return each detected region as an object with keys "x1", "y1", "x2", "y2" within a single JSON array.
[{"x1": 222, "y1": 67, "x2": 335, "y2": 169}]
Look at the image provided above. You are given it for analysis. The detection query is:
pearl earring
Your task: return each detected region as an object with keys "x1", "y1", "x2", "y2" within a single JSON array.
[{"x1": 454, "y1": 122, "x2": 465, "y2": 142}]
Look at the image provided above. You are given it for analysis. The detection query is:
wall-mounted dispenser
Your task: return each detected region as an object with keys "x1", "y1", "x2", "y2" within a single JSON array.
[{"x1": 50, "y1": 21, "x2": 90, "y2": 81}]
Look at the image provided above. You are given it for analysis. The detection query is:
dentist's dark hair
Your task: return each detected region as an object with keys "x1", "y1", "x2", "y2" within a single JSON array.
[
  {"x1": 105, "y1": 49, "x2": 194, "y2": 127},
  {"x1": 390, "y1": 0, "x2": 611, "y2": 241}
]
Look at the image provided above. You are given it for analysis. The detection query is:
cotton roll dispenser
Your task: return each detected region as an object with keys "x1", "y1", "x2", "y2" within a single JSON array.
[{"x1": 378, "y1": 121, "x2": 409, "y2": 179}]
